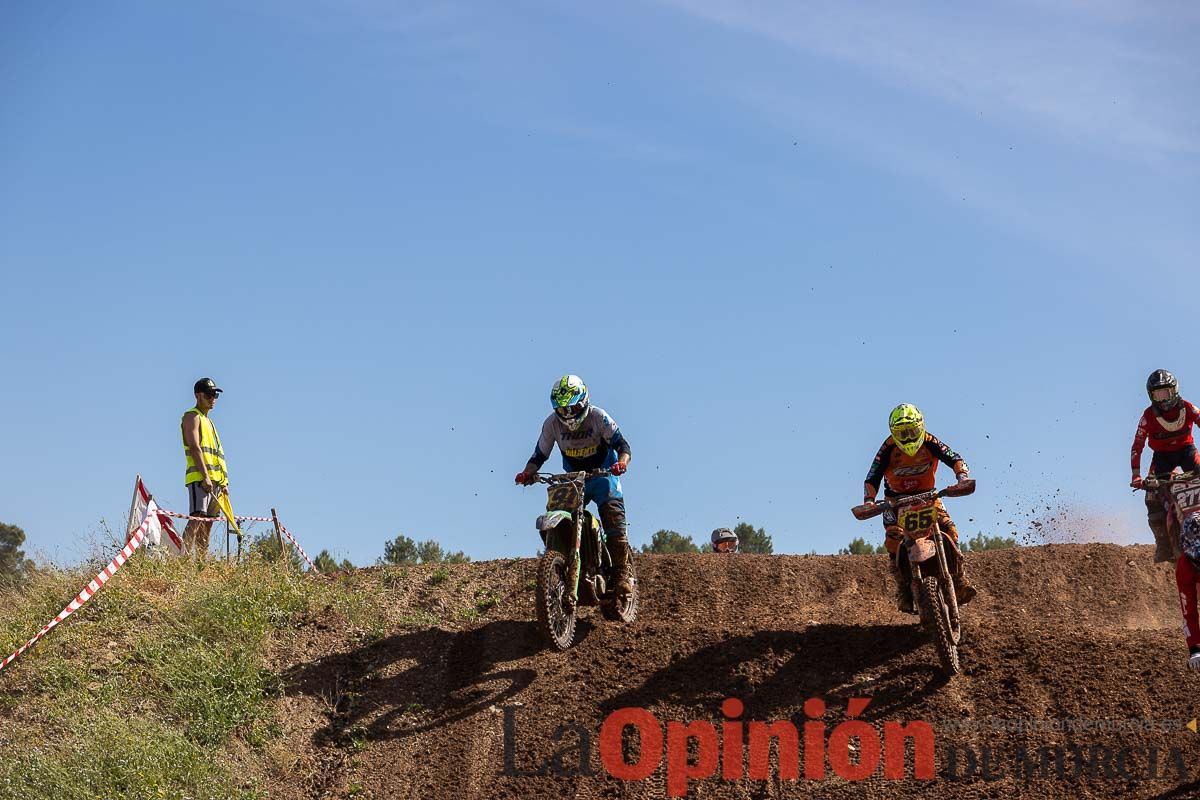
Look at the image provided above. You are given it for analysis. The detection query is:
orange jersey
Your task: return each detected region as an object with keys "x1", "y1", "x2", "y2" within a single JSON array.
[{"x1": 865, "y1": 432, "x2": 965, "y2": 497}]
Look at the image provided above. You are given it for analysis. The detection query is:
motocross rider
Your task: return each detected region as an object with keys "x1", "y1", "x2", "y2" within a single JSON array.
[
  {"x1": 711, "y1": 528, "x2": 739, "y2": 553},
  {"x1": 515, "y1": 375, "x2": 633, "y2": 595},
  {"x1": 1174, "y1": 517, "x2": 1200, "y2": 671},
  {"x1": 862, "y1": 403, "x2": 977, "y2": 613},
  {"x1": 1130, "y1": 370, "x2": 1200, "y2": 562}
]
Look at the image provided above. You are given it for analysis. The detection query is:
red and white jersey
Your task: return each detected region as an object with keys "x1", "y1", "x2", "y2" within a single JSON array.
[{"x1": 1131, "y1": 401, "x2": 1200, "y2": 473}]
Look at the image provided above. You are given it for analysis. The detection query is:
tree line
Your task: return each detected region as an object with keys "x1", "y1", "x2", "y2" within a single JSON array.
[
  {"x1": 641, "y1": 522, "x2": 774, "y2": 554},
  {"x1": 0, "y1": 517, "x2": 1020, "y2": 587},
  {"x1": 838, "y1": 532, "x2": 1016, "y2": 555}
]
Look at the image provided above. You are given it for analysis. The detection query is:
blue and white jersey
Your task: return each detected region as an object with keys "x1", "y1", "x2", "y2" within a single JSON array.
[{"x1": 531, "y1": 406, "x2": 627, "y2": 473}]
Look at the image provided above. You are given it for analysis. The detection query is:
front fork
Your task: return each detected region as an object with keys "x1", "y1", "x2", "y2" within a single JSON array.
[
  {"x1": 908, "y1": 525, "x2": 959, "y2": 625},
  {"x1": 933, "y1": 526, "x2": 961, "y2": 628},
  {"x1": 565, "y1": 502, "x2": 584, "y2": 605}
]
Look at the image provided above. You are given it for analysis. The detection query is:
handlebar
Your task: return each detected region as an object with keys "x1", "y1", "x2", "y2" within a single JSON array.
[
  {"x1": 1139, "y1": 471, "x2": 1198, "y2": 491},
  {"x1": 850, "y1": 479, "x2": 976, "y2": 521},
  {"x1": 533, "y1": 468, "x2": 612, "y2": 485}
]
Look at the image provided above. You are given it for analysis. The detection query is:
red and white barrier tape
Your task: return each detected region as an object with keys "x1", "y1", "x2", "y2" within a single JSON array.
[
  {"x1": 160, "y1": 509, "x2": 274, "y2": 523},
  {"x1": 160, "y1": 507, "x2": 317, "y2": 572},
  {"x1": 0, "y1": 508, "x2": 155, "y2": 673},
  {"x1": 278, "y1": 523, "x2": 316, "y2": 571},
  {"x1": 0, "y1": 500, "x2": 324, "y2": 675}
]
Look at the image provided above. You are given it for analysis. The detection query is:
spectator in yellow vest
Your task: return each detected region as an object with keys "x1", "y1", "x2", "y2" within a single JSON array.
[{"x1": 181, "y1": 377, "x2": 228, "y2": 555}]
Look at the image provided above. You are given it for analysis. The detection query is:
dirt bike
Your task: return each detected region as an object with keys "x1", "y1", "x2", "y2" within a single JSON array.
[
  {"x1": 851, "y1": 480, "x2": 976, "y2": 675},
  {"x1": 528, "y1": 469, "x2": 639, "y2": 650},
  {"x1": 1139, "y1": 471, "x2": 1200, "y2": 560}
]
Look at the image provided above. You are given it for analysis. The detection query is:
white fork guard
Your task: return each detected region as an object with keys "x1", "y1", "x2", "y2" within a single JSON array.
[
  {"x1": 909, "y1": 537, "x2": 938, "y2": 564},
  {"x1": 536, "y1": 510, "x2": 574, "y2": 531}
]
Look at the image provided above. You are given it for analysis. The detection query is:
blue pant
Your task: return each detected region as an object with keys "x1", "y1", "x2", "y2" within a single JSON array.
[{"x1": 584, "y1": 475, "x2": 627, "y2": 542}]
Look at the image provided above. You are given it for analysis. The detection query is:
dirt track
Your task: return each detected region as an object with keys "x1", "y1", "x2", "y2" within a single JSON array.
[{"x1": 271, "y1": 545, "x2": 1200, "y2": 799}]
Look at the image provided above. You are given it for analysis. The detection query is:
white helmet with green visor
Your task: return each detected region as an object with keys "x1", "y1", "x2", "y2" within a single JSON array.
[{"x1": 551, "y1": 375, "x2": 591, "y2": 431}]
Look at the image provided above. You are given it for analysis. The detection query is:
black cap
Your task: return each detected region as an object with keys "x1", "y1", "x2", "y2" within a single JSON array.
[{"x1": 193, "y1": 377, "x2": 223, "y2": 395}]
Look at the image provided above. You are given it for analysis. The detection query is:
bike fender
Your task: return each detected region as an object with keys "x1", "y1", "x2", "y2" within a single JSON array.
[
  {"x1": 908, "y1": 537, "x2": 938, "y2": 564},
  {"x1": 536, "y1": 510, "x2": 574, "y2": 531}
]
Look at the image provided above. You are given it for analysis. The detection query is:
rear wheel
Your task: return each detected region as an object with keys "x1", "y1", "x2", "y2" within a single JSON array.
[
  {"x1": 600, "y1": 556, "x2": 639, "y2": 623},
  {"x1": 919, "y1": 575, "x2": 961, "y2": 675},
  {"x1": 535, "y1": 549, "x2": 577, "y2": 650}
]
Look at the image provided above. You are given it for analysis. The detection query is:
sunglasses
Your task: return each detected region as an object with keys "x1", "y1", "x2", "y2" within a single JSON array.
[{"x1": 202, "y1": 392, "x2": 220, "y2": 399}]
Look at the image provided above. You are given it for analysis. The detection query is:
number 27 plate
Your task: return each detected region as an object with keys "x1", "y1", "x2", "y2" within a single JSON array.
[{"x1": 1167, "y1": 479, "x2": 1200, "y2": 518}]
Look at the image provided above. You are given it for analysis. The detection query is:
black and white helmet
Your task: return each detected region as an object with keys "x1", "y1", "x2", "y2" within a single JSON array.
[
  {"x1": 1147, "y1": 369, "x2": 1181, "y2": 414},
  {"x1": 711, "y1": 527, "x2": 738, "y2": 553},
  {"x1": 1182, "y1": 515, "x2": 1200, "y2": 564}
]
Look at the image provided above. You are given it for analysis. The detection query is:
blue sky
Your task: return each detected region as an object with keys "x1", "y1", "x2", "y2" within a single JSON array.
[{"x1": 2, "y1": 0, "x2": 1197, "y2": 565}]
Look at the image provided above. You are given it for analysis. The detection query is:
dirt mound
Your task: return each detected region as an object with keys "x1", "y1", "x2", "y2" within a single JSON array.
[{"x1": 269, "y1": 545, "x2": 1199, "y2": 799}]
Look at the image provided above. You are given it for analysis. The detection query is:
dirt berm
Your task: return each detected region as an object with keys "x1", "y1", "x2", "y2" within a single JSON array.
[{"x1": 272, "y1": 545, "x2": 1200, "y2": 799}]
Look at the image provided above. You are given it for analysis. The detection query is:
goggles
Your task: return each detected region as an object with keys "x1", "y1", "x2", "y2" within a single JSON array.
[
  {"x1": 714, "y1": 539, "x2": 737, "y2": 553},
  {"x1": 892, "y1": 423, "x2": 923, "y2": 443},
  {"x1": 1151, "y1": 388, "x2": 1178, "y2": 402},
  {"x1": 555, "y1": 402, "x2": 587, "y2": 421}
]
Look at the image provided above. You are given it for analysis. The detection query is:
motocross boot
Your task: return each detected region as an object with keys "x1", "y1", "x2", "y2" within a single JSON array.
[
  {"x1": 610, "y1": 537, "x2": 634, "y2": 596},
  {"x1": 1145, "y1": 487, "x2": 1176, "y2": 563},
  {"x1": 1149, "y1": 512, "x2": 1174, "y2": 563},
  {"x1": 890, "y1": 558, "x2": 915, "y2": 614},
  {"x1": 952, "y1": 557, "x2": 978, "y2": 605}
]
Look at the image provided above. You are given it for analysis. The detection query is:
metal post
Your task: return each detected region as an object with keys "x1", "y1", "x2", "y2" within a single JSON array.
[
  {"x1": 125, "y1": 474, "x2": 142, "y2": 543},
  {"x1": 271, "y1": 508, "x2": 283, "y2": 561}
]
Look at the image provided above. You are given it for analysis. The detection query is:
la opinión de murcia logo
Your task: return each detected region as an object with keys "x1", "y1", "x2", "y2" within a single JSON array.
[
  {"x1": 503, "y1": 698, "x2": 1193, "y2": 795},
  {"x1": 505, "y1": 696, "x2": 934, "y2": 797}
]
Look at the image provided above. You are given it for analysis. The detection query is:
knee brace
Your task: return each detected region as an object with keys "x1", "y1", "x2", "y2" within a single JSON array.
[{"x1": 599, "y1": 498, "x2": 628, "y2": 541}]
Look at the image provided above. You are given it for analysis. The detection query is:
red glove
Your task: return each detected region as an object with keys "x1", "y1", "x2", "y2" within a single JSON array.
[
  {"x1": 1131, "y1": 475, "x2": 1144, "y2": 489},
  {"x1": 610, "y1": 461, "x2": 627, "y2": 476},
  {"x1": 515, "y1": 470, "x2": 536, "y2": 486}
]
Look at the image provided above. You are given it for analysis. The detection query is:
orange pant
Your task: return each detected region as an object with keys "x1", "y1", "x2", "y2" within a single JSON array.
[{"x1": 882, "y1": 498, "x2": 959, "y2": 557}]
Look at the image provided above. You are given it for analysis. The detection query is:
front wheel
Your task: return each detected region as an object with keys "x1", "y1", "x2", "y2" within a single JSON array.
[
  {"x1": 601, "y1": 556, "x2": 639, "y2": 623},
  {"x1": 535, "y1": 549, "x2": 577, "y2": 650},
  {"x1": 919, "y1": 575, "x2": 961, "y2": 675}
]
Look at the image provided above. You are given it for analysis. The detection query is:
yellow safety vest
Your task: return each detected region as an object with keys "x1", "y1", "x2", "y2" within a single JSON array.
[{"x1": 183, "y1": 407, "x2": 228, "y2": 486}]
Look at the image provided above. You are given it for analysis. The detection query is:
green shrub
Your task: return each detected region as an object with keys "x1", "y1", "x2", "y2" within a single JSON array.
[
  {"x1": 0, "y1": 551, "x2": 382, "y2": 800},
  {"x1": 0, "y1": 712, "x2": 255, "y2": 800}
]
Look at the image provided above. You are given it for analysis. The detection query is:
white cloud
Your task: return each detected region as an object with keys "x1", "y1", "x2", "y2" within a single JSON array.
[
  {"x1": 653, "y1": 0, "x2": 1198, "y2": 269},
  {"x1": 660, "y1": 0, "x2": 1199, "y2": 161}
]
